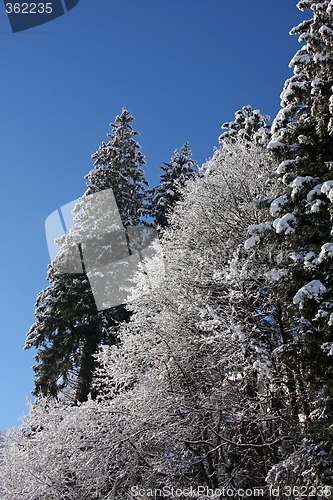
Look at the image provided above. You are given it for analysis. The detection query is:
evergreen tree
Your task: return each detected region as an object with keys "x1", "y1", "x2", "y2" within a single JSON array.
[
  {"x1": 267, "y1": 0, "x2": 333, "y2": 405},
  {"x1": 88, "y1": 107, "x2": 148, "y2": 226},
  {"x1": 150, "y1": 142, "x2": 198, "y2": 228},
  {"x1": 219, "y1": 104, "x2": 271, "y2": 145},
  {"x1": 249, "y1": 1, "x2": 333, "y2": 486},
  {"x1": 25, "y1": 108, "x2": 149, "y2": 403}
]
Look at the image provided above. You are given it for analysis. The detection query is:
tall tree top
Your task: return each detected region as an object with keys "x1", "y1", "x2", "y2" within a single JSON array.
[
  {"x1": 86, "y1": 107, "x2": 149, "y2": 226},
  {"x1": 151, "y1": 142, "x2": 198, "y2": 228},
  {"x1": 269, "y1": 1, "x2": 333, "y2": 168},
  {"x1": 25, "y1": 108, "x2": 148, "y2": 402},
  {"x1": 219, "y1": 105, "x2": 271, "y2": 145}
]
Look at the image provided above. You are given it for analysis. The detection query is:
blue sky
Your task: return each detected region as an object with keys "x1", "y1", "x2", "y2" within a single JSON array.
[{"x1": 0, "y1": 0, "x2": 306, "y2": 429}]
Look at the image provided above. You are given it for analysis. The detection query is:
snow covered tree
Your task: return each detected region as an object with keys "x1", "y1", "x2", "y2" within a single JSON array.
[
  {"x1": 88, "y1": 107, "x2": 148, "y2": 226},
  {"x1": 0, "y1": 397, "x2": 129, "y2": 499},
  {"x1": 87, "y1": 138, "x2": 283, "y2": 492},
  {"x1": 1, "y1": 128, "x2": 295, "y2": 497},
  {"x1": 25, "y1": 108, "x2": 150, "y2": 403},
  {"x1": 150, "y1": 142, "x2": 198, "y2": 227},
  {"x1": 269, "y1": 1, "x2": 333, "y2": 163},
  {"x1": 219, "y1": 104, "x2": 271, "y2": 145},
  {"x1": 247, "y1": 1, "x2": 333, "y2": 486}
]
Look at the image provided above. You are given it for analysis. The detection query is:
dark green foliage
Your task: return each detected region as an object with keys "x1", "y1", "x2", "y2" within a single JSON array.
[
  {"x1": 150, "y1": 142, "x2": 198, "y2": 228},
  {"x1": 259, "y1": 1, "x2": 333, "y2": 483},
  {"x1": 25, "y1": 108, "x2": 148, "y2": 402},
  {"x1": 88, "y1": 107, "x2": 149, "y2": 226}
]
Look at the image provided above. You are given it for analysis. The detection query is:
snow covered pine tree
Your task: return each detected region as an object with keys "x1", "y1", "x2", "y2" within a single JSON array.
[
  {"x1": 150, "y1": 142, "x2": 198, "y2": 228},
  {"x1": 219, "y1": 104, "x2": 271, "y2": 145},
  {"x1": 25, "y1": 108, "x2": 149, "y2": 403},
  {"x1": 246, "y1": 1, "x2": 333, "y2": 488}
]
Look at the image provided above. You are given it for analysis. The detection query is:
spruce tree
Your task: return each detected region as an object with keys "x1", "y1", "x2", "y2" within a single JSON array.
[
  {"x1": 250, "y1": 1, "x2": 333, "y2": 485},
  {"x1": 25, "y1": 108, "x2": 149, "y2": 403},
  {"x1": 88, "y1": 108, "x2": 148, "y2": 226},
  {"x1": 267, "y1": 0, "x2": 333, "y2": 400},
  {"x1": 150, "y1": 142, "x2": 198, "y2": 228},
  {"x1": 219, "y1": 104, "x2": 271, "y2": 145}
]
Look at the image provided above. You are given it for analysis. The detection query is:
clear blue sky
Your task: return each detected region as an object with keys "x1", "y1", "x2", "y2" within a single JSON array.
[{"x1": 0, "y1": 0, "x2": 306, "y2": 429}]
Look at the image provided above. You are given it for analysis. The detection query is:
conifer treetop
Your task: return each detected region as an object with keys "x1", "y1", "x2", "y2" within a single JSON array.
[
  {"x1": 219, "y1": 105, "x2": 271, "y2": 145},
  {"x1": 151, "y1": 141, "x2": 198, "y2": 228},
  {"x1": 86, "y1": 107, "x2": 149, "y2": 226}
]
